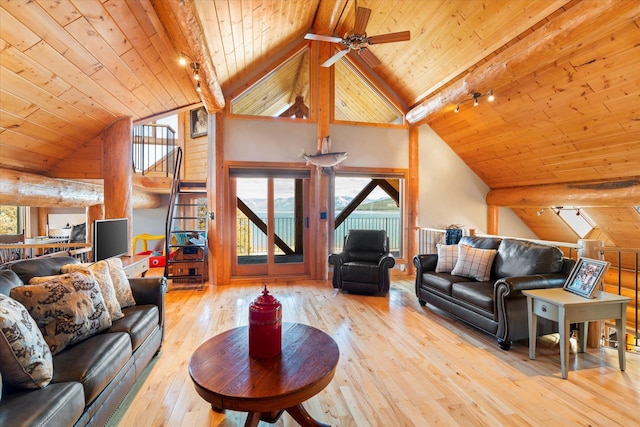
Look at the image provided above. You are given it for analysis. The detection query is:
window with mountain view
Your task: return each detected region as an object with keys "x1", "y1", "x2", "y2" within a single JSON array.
[{"x1": 333, "y1": 175, "x2": 403, "y2": 257}]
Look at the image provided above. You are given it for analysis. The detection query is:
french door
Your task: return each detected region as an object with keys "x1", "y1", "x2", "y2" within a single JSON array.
[{"x1": 230, "y1": 170, "x2": 310, "y2": 277}]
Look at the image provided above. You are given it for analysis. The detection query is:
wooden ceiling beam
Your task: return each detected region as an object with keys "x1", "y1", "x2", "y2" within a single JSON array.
[
  {"x1": 153, "y1": 0, "x2": 226, "y2": 112},
  {"x1": 0, "y1": 169, "x2": 161, "y2": 209},
  {"x1": 486, "y1": 178, "x2": 640, "y2": 208},
  {"x1": 405, "y1": 0, "x2": 626, "y2": 124},
  {"x1": 312, "y1": 0, "x2": 350, "y2": 35}
]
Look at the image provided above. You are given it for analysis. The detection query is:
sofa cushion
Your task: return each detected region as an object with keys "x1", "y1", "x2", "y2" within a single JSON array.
[
  {"x1": 0, "y1": 270, "x2": 23, "y2": 297},
  {"x1": 0, "y1": 382, "x2": 85, "y2": 427},
  {"x1": 108, "y1": 305, "x2": 159, "y2": 351},
  {"x1": 52, "y1": 332, "x2": 132, "y2": 406},
  {"x1": 0, "y1": 294, "x2": 53, "y2": 389},
  {"x1": 458, "y1": 236, "x2": 502, "y2": 250},
  {"x1": 435, "y1": 244, "x2": 458, "y2": 273},
  {"x1": 105, "y1": 258, "x2": 136, "y2": 309},
  {"x1": 10, "y1": 270, "x2": 112, "y2": 355},
  {"x1": 2, "y1": 256, "x2": 80, "y2": 285},
  {"x1": 62, "y1": 261, "x2": 124, "y2": 321},
  {"x1": 493, "y1": 239, "x2": 564, "y2": 278},
  {"x1": 451, "y1": 281, "x2": 494, "y2": 312},
  {"x1": 451, "y1": 245, "x2": 497, "y2": 282},
  {"x1": 420, "y1": 272, "x2": 455, "y2": 296}
]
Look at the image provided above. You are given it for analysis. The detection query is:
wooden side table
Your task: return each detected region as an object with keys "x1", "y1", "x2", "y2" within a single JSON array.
[
  {"x1": 189, "y1": 322, "x2": 339, "y2": 426},
  {"x1": 523, "y1": 288, "x2": 630, "y2": 379}
]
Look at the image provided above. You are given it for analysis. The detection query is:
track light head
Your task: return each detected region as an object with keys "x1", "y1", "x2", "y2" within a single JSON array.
[
  {"x1": 487, "y1": 89, "x2": 495, "y2": 102},
  {"x1": 454, "y1": 104, "x2": 460, "y2": 113},
  {"x1": 196, "y1": 81, "x2": 201, "y2": 92}
]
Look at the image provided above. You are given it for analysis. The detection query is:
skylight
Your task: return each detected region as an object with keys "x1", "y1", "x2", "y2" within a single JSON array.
[{"x1": 556, "y1": 207, "x2": 594, "y2": 238}]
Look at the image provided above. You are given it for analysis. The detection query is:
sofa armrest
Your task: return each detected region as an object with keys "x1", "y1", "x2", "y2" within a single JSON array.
[
  {"x1": 378, "y1": 253, "x2": 396, "y2": 269},
  {"x1": 495, "y1": 273, "x2": 568, "y2": 299},
  {"x1": 328, "y1": 252, "x2": 348, "y2": 267},
  {"x1": 129, "y1": 276, "x2": 167, "y2": 334},
  {"x1": 413, "y1": 254, "x2": 437, "y2": 273}
]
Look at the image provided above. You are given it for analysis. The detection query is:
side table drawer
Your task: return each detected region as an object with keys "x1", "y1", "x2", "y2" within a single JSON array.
[{"x1": 533, "y1": 299, "x2": 559, "y2": 321}]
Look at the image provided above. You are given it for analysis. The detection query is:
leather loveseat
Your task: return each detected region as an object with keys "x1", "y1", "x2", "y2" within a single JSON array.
[
  {"x1": 414, "y1": 236, "x2": 575, "y2": 350},
  {"x1": 0, "y1": 256, "x2": 166, "y2": 427}
]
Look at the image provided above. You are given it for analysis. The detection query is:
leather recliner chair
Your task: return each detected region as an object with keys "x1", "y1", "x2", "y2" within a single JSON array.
[{"x1": 328, "y1": 229, "x2": 395, "y2": 295}]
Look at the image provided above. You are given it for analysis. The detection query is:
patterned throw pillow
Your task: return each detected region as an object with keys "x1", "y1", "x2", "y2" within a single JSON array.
[
  {"x1": 435, "y1": 244, "x2": 459, "y2": 273},
  {"x1": 451, "y1": 245, "x2": 497, "y2": 282},
  {"x1": 62, "y1": 262, "x2": 124, "y2": 321},
  {"x1": 10, "y1": 270, "x2": 112, "y2": 355},
  {"x1": 106, "y1": 258, "x2": 136, "y2": 309},
  {"x1": 0, "y1": 294, "x2": 53, "y2": 389}
]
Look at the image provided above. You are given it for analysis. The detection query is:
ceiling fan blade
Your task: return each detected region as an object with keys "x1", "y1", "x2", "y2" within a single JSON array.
[
  {"x1": 304, "y1": 33, "x2": 343, "y2": 43},
  {"x1": 368, "y1": 31, "x2": 411, "y2": 44},
  {"x1": 322, "y1": 49, "x2": 350, "y2": 67},
  {"x1": 358, "y1": 48, "x2": 382, "y2": 68},
  {"x1": 353, "y1": 7, "x2": 371, "y2": 35}
]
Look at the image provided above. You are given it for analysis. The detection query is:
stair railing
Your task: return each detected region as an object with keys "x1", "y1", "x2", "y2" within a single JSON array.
[
  {"x1": 132, "y1": 124, "x2": 176, "y2": 176},
  {"x1": 164, "y1": 146, "x2": 183, "y2": 277}
]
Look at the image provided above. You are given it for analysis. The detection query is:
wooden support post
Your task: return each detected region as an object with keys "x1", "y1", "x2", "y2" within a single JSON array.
[
  {"x1": 102, "y1": 117, "x2": 133, "y2": 254},
  {"x1": 316, "y1": 40, "x2": 331, "y2": 280},
  {"x1": 37, "y1": 208, "x2": 48, "y2": 237},
  {"x1": 408, "y1": 126, "x2": 419, "y2": 275},
  {"x1": 87, "y1": 204, "x2": 104, "y2": 247},
  {"x1": 487, "y1": 205, "x2": 499, "y2": 235}
]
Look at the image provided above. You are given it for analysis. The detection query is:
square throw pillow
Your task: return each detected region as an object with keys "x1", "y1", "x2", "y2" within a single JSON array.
[
  {"x1": 451, "y1": 245, "x2": 497, "y2": 282},
  {"x1": 106, "y1": 258, "x2": 136, "y2": 308},
  {"x1": 10, "y1": 270, "x2": 112, "y2": 355},
  {"x1": 62, "y1": 262, "x2": 124, "y2": 321},
  {"x1": 435, "y1": 244, "x2": 459, "y2": 273},
  {"x1": 0, "y1": 294, "x2": 53, "y2": 389}
]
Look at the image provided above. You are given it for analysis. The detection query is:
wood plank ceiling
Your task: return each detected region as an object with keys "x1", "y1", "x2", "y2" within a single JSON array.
[{"x1": 0, "y1": 0, "x2": 639, "y2": 245}]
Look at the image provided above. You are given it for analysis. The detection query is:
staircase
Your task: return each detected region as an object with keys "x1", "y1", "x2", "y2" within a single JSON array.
[{"x1": 163, "y1": 148, "x2": 208, "y2": 285}]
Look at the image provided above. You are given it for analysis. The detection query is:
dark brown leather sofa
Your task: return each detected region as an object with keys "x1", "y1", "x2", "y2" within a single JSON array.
[
  {"x1": 414, "y1": 236, "x2": 575, "y2": 350},
  {"x1": 329, "y1": 229, "x2": 396, "y2": 295},
  {"x1": 0, "y1": 256, "x2": 166, "y2": 427}
]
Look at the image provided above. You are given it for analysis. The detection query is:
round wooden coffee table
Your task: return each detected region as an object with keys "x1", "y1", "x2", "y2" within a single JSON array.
[{"x1": 189, "y1": 322, "x2": 339, "y2": 427}]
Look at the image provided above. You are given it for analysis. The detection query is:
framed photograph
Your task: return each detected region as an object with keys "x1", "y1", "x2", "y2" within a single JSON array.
[
  {"x1": 563, "y1": 257, "x2": 610, "y2": 298},
  {"x1": 190, "y1": 107, "x2": 208, "y2": 138}
]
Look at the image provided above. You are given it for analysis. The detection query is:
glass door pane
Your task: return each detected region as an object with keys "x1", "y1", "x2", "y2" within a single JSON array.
[{"x1": 232, "y1": 175, "x2": 308, "y2": 277}]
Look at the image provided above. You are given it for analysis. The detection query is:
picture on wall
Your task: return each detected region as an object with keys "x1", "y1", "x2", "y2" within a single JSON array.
[
  {"x1": 563, "y1": 257, "x2": 610, "y2": 298},
  {"x1": 190, "y1": 107, "x2": 208, "y2": 138}
]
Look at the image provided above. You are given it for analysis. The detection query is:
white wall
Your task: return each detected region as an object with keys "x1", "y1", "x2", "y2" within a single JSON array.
[
  {"x1": 418, "y1": 125, "x2": 536, "y2": 238},
  {"x1": 224, "y1": 119, "x2": 317, "y2": 163},
  {"x1": 224, "y1": 119, "x2": 409, "y2": 169}
]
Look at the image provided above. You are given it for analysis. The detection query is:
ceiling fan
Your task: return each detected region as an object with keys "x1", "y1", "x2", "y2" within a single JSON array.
[{"x1": 304, "y1": 6, "x2": 410, "y2": 68}]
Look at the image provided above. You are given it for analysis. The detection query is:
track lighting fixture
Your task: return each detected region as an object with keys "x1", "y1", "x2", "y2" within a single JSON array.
[
  {"x1": 179, "y1": 52, "x2": 202, "y2": 92},
  {"x1": 454, "y1": 89, "x2": 494, "y2": 113},
  {"x1": 537, "y1": 209, "x2": 544, "y2": 216}
]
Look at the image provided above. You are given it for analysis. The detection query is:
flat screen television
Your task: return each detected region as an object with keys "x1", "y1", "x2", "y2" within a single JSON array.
[{"x1": 92, "y1": 218, "x2": 129, "y2": 261}]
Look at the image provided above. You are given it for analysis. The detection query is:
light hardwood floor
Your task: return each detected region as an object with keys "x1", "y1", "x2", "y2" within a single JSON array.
[{"x1": 109, "y1": 273, "x2": 640, "y2": 426}]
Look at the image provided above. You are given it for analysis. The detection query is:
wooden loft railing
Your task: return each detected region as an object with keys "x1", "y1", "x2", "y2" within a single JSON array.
[
  {"x1": 0, "y1": 241, "x2": 91, "y2": 264},
  {"x1": 417, "y1": 228, "x2": 639, "y2": 354}
]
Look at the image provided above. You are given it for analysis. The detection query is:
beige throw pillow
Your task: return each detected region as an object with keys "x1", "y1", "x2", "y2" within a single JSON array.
[
  {"x1": 450, "y1": 245, "x2": 497, "y2": 282},
  {"x1": 0, "y1": 294, "x2": 53, "y2": 389},
  {"x1": 62, "y1": 261, "x2": 124, "y2": 321},
  {"x1": 11, "y1": 270, "x2": 112, "y2": 355},
  {"x1": 435, "y1": 244, "x2": 459, "y2": 273},
  {"x1": 106, "y1": 257, "x2": 136, "y2": 308}
]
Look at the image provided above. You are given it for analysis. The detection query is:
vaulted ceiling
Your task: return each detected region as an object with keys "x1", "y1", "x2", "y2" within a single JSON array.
[{"x1": 0, "y1": 0, "x2": 639, "y2": 245}]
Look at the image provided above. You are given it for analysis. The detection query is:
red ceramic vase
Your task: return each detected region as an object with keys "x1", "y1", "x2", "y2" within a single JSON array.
[{"x1": 248, "y1": 285, "x2": 282, "y2": 358}]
